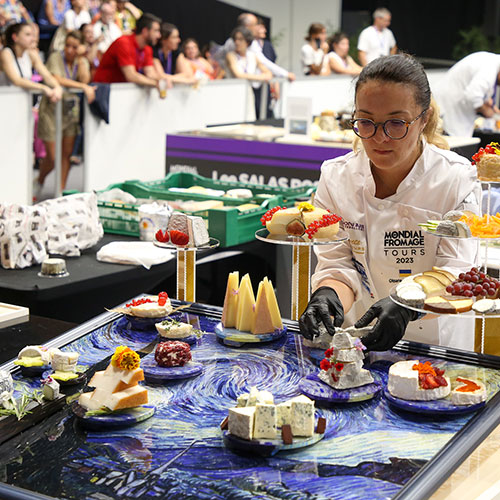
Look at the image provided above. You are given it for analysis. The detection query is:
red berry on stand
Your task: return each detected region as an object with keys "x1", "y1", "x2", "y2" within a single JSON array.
[
  {"x1": 155, "y1": 229, "x2": 169, "y2": 243},
  {"x1": 170, "y1": 230, "x2": 190, "y2": 246}
]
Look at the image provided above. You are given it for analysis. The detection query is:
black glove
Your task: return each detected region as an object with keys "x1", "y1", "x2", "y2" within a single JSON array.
[
  {"x1": 354, "y1": 297, "x2": 420, "y2": 351},
  {"x1": 299, "y1": 287, "x2": 344, "y2": 341}
]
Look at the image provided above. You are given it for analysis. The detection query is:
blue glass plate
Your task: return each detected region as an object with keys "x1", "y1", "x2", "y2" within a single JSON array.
[
  {"x1": 157, "y1": 333, "x2": 198, "y2": 345},
  {"x1": 71, "y1": 401, "x2": 155, "y2": 430},
  {"x1": 383, "y1": 388, "x2": 486, "y2": 415},
  {"x1": 299, "y1": 372, "x2": 382, "y2": 403},
  {"x1": 42, "y1": 368, "x2": 87, "y2": 386},
  {"x1": 308, "y1": 348, "x2": 327, "y2": 365},
  {"x1": 214, "y1": 323, "x2": 287, "y2": 347},
  {"x1": 222, "y1": 429, "x2": 324, "y2": 457},
  {"x1": 123, "y1": 314, "x2": 171, "y2": 331},
  {"x1": 141, "y1": 352, "x2": 203, "y2": 383}
]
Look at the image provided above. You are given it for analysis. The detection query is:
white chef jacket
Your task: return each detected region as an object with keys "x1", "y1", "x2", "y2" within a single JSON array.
[
  {"x1": 357, "y1": 26, "x2": 396, "y2": 64},
  {"x1": 433, "y1": 52, "x2": 500, "y2": 137},
  {"x1": 312, "y1": 141, "x2": 481, "y2": 349}
]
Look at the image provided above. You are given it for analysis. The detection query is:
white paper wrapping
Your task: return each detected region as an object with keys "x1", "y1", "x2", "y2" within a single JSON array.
[
  {"x1": 0, "y1": 204, "x2": 48, "y2": 269},
  {"x1": 96, "y1": 241, "x2": 175, "y2": 269},
  {"x1": 37, "y1": 192, "x2": 104, "y2": 257}
]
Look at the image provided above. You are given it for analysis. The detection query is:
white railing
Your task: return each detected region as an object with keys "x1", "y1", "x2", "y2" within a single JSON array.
[{"x1": 0, "y1": 69, "x2": 449, "y2": 204}]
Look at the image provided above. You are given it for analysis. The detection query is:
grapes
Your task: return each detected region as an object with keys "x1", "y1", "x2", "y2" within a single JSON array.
[{"x1": 444, "y1": 267, "x2": 500, "y2": 299}]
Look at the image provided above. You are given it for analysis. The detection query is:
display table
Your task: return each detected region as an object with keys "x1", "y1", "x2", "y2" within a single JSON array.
[{"x1": 0, "y1": 301, "x2": 500, "y2": 500}]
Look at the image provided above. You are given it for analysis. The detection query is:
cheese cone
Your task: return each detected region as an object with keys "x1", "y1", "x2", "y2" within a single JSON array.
[{"x1": 236, "y1": 273, "x2": 255, "y2": 332}]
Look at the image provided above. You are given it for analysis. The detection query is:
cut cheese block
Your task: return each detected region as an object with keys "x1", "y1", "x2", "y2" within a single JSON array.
[
  {"x1": 432, "y1": 267, "x2": 456, "y2": 283},
  {"x1": 290, "y1": 395, "x2": 315, "y2": 437},
  {"x1": 88, "y1": 365, "x2": 144, "y2": 393},
  {"x1": 50, "y1": 348, "x2": 79, "y2": 372},
  {"x1": 450, "y1": 378, "x2": 487, "y2": 405},
  {"x1": 251, "y1": 277, "x2": 283, "y2": 334},
  {"x1": 221, "y1": 271, "x2": 239, "y2": 328},
  {"x1": 253, "y1": 403, "x2": 277, "y2": 439},
  {"x1": 388, "y1": 360, "x2": 450, "y2": 401},
  {"x1": 424, "y1": 296, "x2": 473, "y2": 314},
  {"x1": 155, "y1": 320, "x2": 193, "y2": 338},
  {"x1": 79, "y1": 384, "x2": 148, "y2": 411},
  {"x1": 228, "y1": 406, "x2": 256, "y2": 440},
  {"x1": 276, "y1": 401, "x2": 292, "y2": 427},
  {"x1": 413, "y1": 275, "x2": 446, "y2": 295},
  {"x1": 235, "y1": 273, "x2": 255, "y2": 332}
]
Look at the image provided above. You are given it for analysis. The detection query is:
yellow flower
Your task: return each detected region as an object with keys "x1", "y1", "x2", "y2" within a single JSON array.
[
  {"x1": 298, "y1": 201, "x2": 314, "y2": 212},
  {"x1": 119, "y1": 350, "x2": 140, "y2": 370},
  {"x1": 490, "y1": 142, "x2": 500, "y2": 155},
  {"x1": 111, "y1": 346, "x2": 129, "y2": 367}
]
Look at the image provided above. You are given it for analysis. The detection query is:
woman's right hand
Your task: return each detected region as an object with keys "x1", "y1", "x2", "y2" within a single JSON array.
[
  {"x1": 299, "y1": 287, "x2": 344, "y2": 340},
  {"x1": 83, "y1": 84, "x2": 96, "y2": 104}
]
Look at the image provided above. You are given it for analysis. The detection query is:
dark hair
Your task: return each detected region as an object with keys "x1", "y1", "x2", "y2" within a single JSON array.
[
  {"x1": 66, "y1": 30, "x2": 83, "y2": 44},
  {"x1": 160, "y1": 22, "x2": 178, "y2": 40},
  {"x1": 231, "y1": 26, "x2": 253, "y2": 46},
  {"x1": 256, "y1": 16, "x2": 265, "y2": 26},
  {"x1": 354, "y1": 54, "x2": 448, "y2": 150},
  {"x1": 181, "y1": 37, "x2": 199, "y2": 57},
  {"x1": 135, "y1": 13, "x2": 162, "y2": 34},
  {"x1": 4, "y1": 22, "x2": 30, "y2": 50},
  {"x1": 331, "y1": 32, "x2": 348, "y2": 47},
  {"x1": 305, "y1": 23, "x2": 325, "y2": 41}
]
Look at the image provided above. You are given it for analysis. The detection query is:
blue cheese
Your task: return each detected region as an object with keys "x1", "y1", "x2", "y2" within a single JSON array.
[
  {"x1": 290, "y1": 395, "x2": 315, "y2": 437},
  {"x1": 236, "y1": 393, "x2": 249, "y2": 407},
  {"x1": 253, "y1": 403, "x2": 277, "y2": 439},
  {"x1": 256, "y1": 390, "x2": 274, "y2": 405},
  {"x1": 276, "y1": 401, "x2": 291, "y2": 427},
  {"x1": 246, "y1": 386, "x2": 259, "y2": 406},
  {"x1": 228, "y1": 406, "x2": 256, "y2": 440}
]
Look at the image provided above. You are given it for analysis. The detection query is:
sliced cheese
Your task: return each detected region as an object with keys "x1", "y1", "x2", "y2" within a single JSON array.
[
  {"x1": 221, "y1": 271, "x2": 239, "y2": 328},
  {"x1": 290, "y1": 395, "x2": 315, "y2": 437},
  {"x1": 450, "y1": 378, "x2": 487, "y2": 405},
  {"x1": 236, "y1": 273, "x2": 255, "y2": 332},
  {"x1": 228, "y1": 406, "x2": 256, "y2": 440}
]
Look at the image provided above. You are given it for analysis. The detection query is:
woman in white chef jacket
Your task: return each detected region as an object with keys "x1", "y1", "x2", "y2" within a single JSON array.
[{"x1": 299, "y1": 54, "x2": 481, "y2": 351}]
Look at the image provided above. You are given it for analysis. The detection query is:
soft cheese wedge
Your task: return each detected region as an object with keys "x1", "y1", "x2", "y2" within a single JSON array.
[
  {"x1": 450, "y1": 377, "x2": 487, "y2": 405},
  {"x1": 221, "y1": 271, "x2": 239, "y2": 328}
]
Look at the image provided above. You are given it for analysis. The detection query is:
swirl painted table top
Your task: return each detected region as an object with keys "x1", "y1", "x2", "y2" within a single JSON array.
[{"x1": 1, "y1": 309, "x2": 500, "y2": 500}]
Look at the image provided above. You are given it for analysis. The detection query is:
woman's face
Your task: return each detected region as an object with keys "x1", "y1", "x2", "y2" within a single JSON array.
[
  {"x1": 64, "y1": 36, "x2": 80, "y2": 63},
  {"x1": 184, "y1": 41, "x2": 199, "y2": 60},
  {"x1": 317, "y1": 28, "x2": 327, "y2": 43},
  {"x1": 256, "y1": 24, "x2": 266, "y2": 40},
  {"x1": 82, "y1": 24, "x2": 94, "y2": 44},
  {"x1": 334, "y1": 38, "x2": 349, "y2": 57},
  {"x1": 233, "y1": 32, "x2": 248, "y2": 52},
  {"x1": 354, "y1": 81, "x2": 428, "y2": 174},
  {"x1": 163, "y1": 29, "x2": 180, "y2": 51},
  {"x1": 13, "y1": 25, "x2": 34, "y2": 51}
]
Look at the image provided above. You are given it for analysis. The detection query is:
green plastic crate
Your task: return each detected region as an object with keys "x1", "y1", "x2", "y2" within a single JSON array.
[{"x1": 97, "y1": 173, "x2": 315, "y2": 246}]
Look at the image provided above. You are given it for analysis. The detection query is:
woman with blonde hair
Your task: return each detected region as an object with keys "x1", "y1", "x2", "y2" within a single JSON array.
[{"x1": 300, "y1": 54, "x2": 480, "y2": 351}]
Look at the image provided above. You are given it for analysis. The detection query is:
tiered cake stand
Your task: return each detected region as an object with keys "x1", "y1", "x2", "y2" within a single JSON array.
[
  {"x1": 154, "y1": 239, "x2": 219, "y2": 302},
  {"x1": 255, "y1": 229, "x2": 347, "y2": 321}
]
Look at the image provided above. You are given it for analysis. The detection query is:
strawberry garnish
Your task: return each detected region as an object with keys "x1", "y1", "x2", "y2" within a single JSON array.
[
  {"x1": 155, "y1": 229, "x2": 169, "y2": 243},
  {"x1": 170, "y1": 230, "x2": 189, "y2": 246},
  {"x1": 158, "y1": 291, "x2": 168, "y2": 306}
]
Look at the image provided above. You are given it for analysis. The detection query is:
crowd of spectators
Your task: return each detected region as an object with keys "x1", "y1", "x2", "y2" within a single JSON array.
[{"x1": 0, "y1": 1, "x2": 400, "y2": 193}]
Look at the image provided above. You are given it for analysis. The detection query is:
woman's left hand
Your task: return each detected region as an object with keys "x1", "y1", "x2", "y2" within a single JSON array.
[
  {"x1": 354, "y1": 297, "x2": 420, "y2": 351},
  {"x1": 51, "y1": 86, "x2": 63, "y2": 103},
  {"x1": 83, "y1": 85, "x2": 96, "y2": 104}
]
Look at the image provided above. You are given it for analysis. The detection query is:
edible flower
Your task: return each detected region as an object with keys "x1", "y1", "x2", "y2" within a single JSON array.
[
  {"x1": 320, "y1": 359, "x2": 331, "y2": 371},
  {"x1": 324, "y1": 348, "x2": 334, "y2": 358},
  {"x1": 353, "y1": 338, "x2": 367, "y2": 351},
  {"x1": 298, "y1": 202, "x2": 314, "y2": 212},
  {"x1": 335, "y1": 362, "x2": 344, "y2": 371},
  {"x1": 471, "y1": 142, "x2": 500, "y2": 165},
  {"x1": 111, "y1": 346, "x2": 140, "y2": 370}
]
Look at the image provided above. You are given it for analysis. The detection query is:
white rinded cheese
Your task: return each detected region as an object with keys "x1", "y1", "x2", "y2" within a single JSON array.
[
  {"x1": 236, "y1": 393, "x2": 249, "y2": 407},
  {"x1": 253, "y1": 403, "x2": 277, "y2": 439},
  {"x1": 129, "y1": 300, "x2": 172, "y2": 318},
  {"x1": 276, "y1": 401, "x2": 291, "y2": 427},
  {"x1": 42, "y1": 379, "x2": 60, "y2": 400},
  {"x1": 18, "y1": 346, "x2": 50, "y2": 364},
  {"x1": 388, "y1": 360, "x2": 450, "y2": 401},
  {"x1": 332, "y1": 332, "x2": 357, "y2": 349},
  {"x1": 290, "y1": 395, "x2": 315, "y2": 437},
  {"x1": 333, "y1": 347, "x2": 364, "y2": 362},
  {"x1": 228, "y1": 406, "x2": 256, "y2": 440},
  {"x1": 256, "y1": 390, "x2": 274, "y2": 405},
  {"x1": 155, "y1": 321, "x2": 193, "y2": 338},
  {"x1": 450, "y1": 379, "x2": 487, "y2": 405},
  {"x1": 50, "y1": 348, "x2": 79, "y2": 372}
]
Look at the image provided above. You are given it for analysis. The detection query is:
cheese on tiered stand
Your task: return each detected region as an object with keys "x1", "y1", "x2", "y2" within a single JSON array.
[
  {"x1": 79, "y1": 346, "x2": 148, "y2": 412},
  {"x1": 318, "y1": 332, "x2": 373, "y2": 389}
]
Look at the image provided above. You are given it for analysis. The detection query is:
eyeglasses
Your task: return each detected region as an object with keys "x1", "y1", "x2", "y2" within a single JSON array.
[{"x1": 350, "y1": 108, "x2": 428, "y2": 140}]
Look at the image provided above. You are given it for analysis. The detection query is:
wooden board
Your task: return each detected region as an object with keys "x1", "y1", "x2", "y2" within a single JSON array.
[{"x1": 0, "y1": 302, "x2": 29, "y2": 326}]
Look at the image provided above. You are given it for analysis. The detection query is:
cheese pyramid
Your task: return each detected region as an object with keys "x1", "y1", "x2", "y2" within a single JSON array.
[
  {"x1": 79, "y1": 346, "x2": 148, "y2": 411},
  {"x1": 221, "y1": 272, "x2": 283, "y2": 334}
]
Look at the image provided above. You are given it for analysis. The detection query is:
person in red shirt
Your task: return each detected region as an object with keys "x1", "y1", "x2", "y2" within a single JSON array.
[{"x1": 93, "y1": 12, "x2": 165, "y2": 94}]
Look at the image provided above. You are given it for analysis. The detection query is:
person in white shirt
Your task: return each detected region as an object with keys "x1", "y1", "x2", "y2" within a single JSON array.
[
  {"x1": 301, "y1": 22, "x2": 329, "y2": 76},
  {"x1": 433, "y1": 52, "x2": 500, "y2": 137},
  {"x1": 357, "y1": 7, "x2": 397, "y2": 67},
  {"x1": 215, "y1": 13, "x2": 294, "y2": 82},
  {"x1": 299, "y1": 54, "x2": 480, "y2": 351},
  {"x1": 327, "y1": 32, "x2": 362, "y2": 76},
  {"x1": 93, "y1": 1, "x2": 121, "y2": 57},
  {"x1": 64, "y1": 0, "x2": 90, "y2": 31}
]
